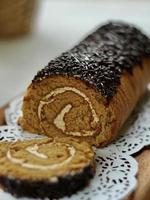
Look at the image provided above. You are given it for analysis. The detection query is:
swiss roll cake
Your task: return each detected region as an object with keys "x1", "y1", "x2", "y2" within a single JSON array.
[
  {"x1": 0, "y1": 138, "x2": 95, "y2": 198},
  {"x1": 19, "y1": 21, "x2": 150, "y2": 147}
]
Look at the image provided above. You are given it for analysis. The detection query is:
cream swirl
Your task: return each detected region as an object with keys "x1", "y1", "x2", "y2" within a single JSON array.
[
  {"x1": 38, "y1": 87, "x2": 99, "y2": 136},
  {"x1": 7, "y1": 143, "x2": 76, "y2": 170}
]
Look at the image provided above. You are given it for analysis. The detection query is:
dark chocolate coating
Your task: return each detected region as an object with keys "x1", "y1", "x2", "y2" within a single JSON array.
[
  {"x1": 0, "y1": 165, "x2": 94, "y2": 199},
  {"x1": 33, "y1": 21, "x2": 150, "y2": 100}
]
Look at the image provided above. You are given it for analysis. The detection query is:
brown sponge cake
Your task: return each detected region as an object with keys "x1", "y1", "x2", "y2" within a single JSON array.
[
  {"x1": 19, "y1": 21, "x2": 150, "y2": 147},
  {"x1": 0, "y1": 137, "x2": 95, "y2": 199}
]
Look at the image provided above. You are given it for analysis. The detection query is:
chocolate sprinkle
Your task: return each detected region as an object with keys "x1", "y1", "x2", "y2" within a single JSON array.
[
  {"x1": 33, "y1": 21, "x2": 150, "y2": 100},
  {"x1": 0, "y1": 165, "x2": 94, "y2": 199}
]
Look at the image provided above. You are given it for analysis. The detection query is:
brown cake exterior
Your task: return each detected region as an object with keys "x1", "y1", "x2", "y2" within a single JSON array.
[
  {"x1": 19, "y1": 21, "x2": 150, "y2": 147},
  {"x1": 0, "y1": 138, "x2": 95, "y2": 198}
]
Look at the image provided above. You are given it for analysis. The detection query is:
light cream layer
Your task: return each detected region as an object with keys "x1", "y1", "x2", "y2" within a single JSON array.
[
  {"x1": 7, "y1": 143, "x2": 76, "y2": 170},
  {"x1": 38, "y1": 86, "x2": 99, "y2": 137}
]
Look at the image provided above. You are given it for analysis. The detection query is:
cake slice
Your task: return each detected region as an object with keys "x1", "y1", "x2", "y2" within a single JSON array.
[
  {"x1": 19, "y1": 21, "x2": 150, "y2": 147},
  {"x1": 0, "y1": 137, "x2": 95, "y2": 199}
]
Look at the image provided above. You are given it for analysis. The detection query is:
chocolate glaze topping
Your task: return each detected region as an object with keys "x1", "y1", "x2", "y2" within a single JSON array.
[
  {"x1": 0, "y1": 165, "x2": 94, "y2": 199},
  {"x1": 33, "y1": 21, "x2": 150, "y2": 100}
]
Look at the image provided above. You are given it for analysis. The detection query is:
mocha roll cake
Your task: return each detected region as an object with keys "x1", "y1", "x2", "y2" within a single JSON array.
[
  {"x1": 0, "y1": 138, "x2": 94, "y2": 199},
  {"x1": 19, "y1": 21, "x2": 150, "y2": 147}
]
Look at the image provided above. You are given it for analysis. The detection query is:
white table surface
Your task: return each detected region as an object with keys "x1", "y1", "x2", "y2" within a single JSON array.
[{"x1": 0, "y1": 1, "x2": 150, "y2": 199}]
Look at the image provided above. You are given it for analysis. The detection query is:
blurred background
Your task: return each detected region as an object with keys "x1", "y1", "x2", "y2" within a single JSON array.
[{"x1": 0, "y1": 0, "x2": 150, "y2": 106}]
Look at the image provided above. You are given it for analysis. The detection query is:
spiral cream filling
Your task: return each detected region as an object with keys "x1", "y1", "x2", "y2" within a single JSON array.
[
  {"x1": 54, "y1": 104, "x2": 72, "y2": 132},
  {"x1": 26, "y1": 144, "x2": 48, "y2": 159},
  {"x1": 7, "y1": 143, "x2": 76, "y2": 170},
  {"x1": 38, "y1": 87, "x2": 99, "y2": 136}
]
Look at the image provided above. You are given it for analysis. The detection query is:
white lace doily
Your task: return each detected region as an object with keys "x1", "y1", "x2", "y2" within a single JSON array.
[{"x1": 1, "y1": 90, "x2": 150, "y2": 200}]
